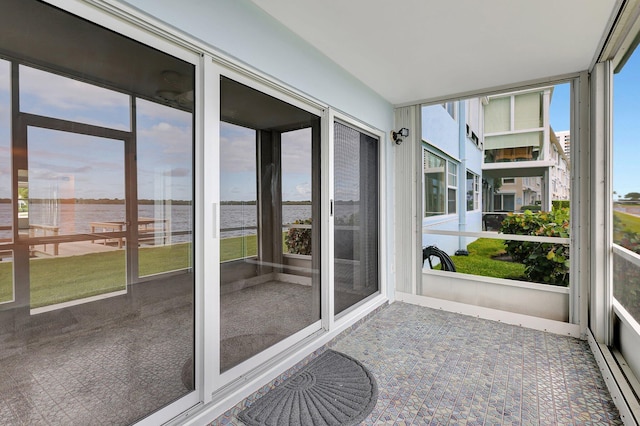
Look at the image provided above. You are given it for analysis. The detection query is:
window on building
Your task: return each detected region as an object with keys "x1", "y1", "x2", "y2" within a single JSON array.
[
  {"x1": 493, "y1": 193, "x2": 515, "y2": 211},
  {"x1": 484, "y1": 89, "x2": 546, "y2": 163},
  {"x1": 448, "y1": 161, "x2": 457, "y2": 214},
  {"x1": 466, "y1": 171, "x2": 479, "y2": 211},
  {"x1": 442, "y1": 101, "x2": 457, "y2": 120},
  {"x1": 424, "y1": 150, "x2": 445, "y2": 216},
  {"x1": 502, "y1": 178, "x2": 515, "y2": 184},
  {"x1": 423, "y1": 149, "x2": 459, "y2": 216}
]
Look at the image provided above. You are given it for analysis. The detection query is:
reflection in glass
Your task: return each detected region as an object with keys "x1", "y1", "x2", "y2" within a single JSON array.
[
  {"x1": 220, "y1": 76, "x2": 320, "y2": 371},
  {"x1": 282, "y1": 128, "x2": 313, "y2": 257},
  {"x1": 0, "y1": 58, "x2": 12, "y2": 303},
  {"x1": 0, "y1": 250, "x2": 13, "y2": 304},
  {"x1": 0, "y1": 1, "x2": 196, "y2": 422},
  {"x1": 220, "y1": 122, "x2": 257, "y2": 261},
  {"x1": 137, "y1": 99, "x2": 193, "y2": 277},
  {"x1": 26, "y1": 128, "x2": 126, "y2": 307},
  {"x1": 20, "y1": 65, "x2": 130, "y2": 131}
]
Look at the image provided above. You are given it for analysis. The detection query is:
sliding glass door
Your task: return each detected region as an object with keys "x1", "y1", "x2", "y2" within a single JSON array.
[
  {"x1": 218, "y1": 75, "x2": 322, "y2": 373},
  {"x1": 0, "y1": 1, "x2": 197, "y2": 424},
  {"x1": 333, "y1": 120, "x2": 380, "y2": 316}
]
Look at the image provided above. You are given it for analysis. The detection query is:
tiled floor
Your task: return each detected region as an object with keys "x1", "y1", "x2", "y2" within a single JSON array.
[
  {"x1": 211, "y1": 302, "x2": 622, "y2": 425},
  {"x1": 0, "y1": 273, "x2": 194, "y2": 425}
]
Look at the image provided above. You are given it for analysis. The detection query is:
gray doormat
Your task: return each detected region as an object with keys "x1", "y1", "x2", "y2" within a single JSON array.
[{"x1": 238, "y1": 350, "x2": 377, "y2": 426}]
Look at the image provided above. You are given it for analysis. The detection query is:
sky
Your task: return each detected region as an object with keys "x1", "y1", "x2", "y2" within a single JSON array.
[
  {"x1": 1, "y1": 52, "x2": 638, "y2": 203},
  {"x1": 220, "y1": 122, "x2": 313, "y2": 202},
  {"x1": 548, "y1": 57, "x2": 640, "y2": 200},
  {"x1": 549, "y1": 49, "x2": 640, "y2": 200},
  {"x1": 0, "y1": 61, "x2": 193, "y2": 201},
  {"x1": 0, "y1": 59, "x2": 309, "y2": 203},
  {"x1": 549, "y1": 83, "x2": 570, "y2": 133},
  {"x1": 612, "y1": 49, "x2": 640, "y2": 199}
]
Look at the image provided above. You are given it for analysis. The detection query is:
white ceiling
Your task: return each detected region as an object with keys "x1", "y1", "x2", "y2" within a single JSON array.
[{"x1": 251, "y1": 0, "x2": 618, "y2": 105}]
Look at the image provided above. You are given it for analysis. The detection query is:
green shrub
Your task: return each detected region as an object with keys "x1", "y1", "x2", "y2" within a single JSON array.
[
  {"x1": 519, "y1": 205, "x2": 541, "y2": 212},
  {"x1": 285, "y1": 218, "x2": 312, "y2": 255},
  {"x1": 500, "y1": 208, "x2": 570, "y2": 286},
  {"x1": 552, "y1": 200, "x2": 570, "y2": 210}
]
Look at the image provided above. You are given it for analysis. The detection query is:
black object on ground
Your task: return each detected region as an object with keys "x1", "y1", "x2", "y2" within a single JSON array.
[{"x1": 423, "y1": 245, "x2": 457, "y2": 272}]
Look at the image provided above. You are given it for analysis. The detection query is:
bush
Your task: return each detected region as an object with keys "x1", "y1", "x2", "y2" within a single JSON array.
[
  {"x1": 285, "y1": 218, "x2": 312, "y2": 255},
  {"x1": 519, "y1": 205, "x2": 541, "y2": 212},
  {"x1": 552, "y1": 200, "x2": 570, "y2": 210},
  {"x1": 500, "y1": 208, "x2": 570, "y2": 286}
]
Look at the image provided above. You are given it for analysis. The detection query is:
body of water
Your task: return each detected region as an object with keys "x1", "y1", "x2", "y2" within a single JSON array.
[
  {"x1": 220, "y1": 204, "x2": 311, "y2": 237},
  {"x1": 0, "y1": 203, "x2": 312, "y2": 240}
]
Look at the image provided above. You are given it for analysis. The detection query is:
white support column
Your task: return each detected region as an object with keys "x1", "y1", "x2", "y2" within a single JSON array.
[
  {"x1": 572, "y1": 73, "x2": 591, "y2": 330},
  {"x1": 394, "y1": 105, "x2": 421, "y2": 296},
  {"x1": 589, "y1": 62, "x2": 613, "y2": 344}
]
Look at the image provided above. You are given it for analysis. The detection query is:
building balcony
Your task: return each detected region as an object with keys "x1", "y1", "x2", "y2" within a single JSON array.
[{"x1": 485, "y1": 147, "x2": 538, "y2": 163}]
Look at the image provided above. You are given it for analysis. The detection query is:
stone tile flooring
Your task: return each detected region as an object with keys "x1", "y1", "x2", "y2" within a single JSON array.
[
  {"x1": 211, "y1": 302, "x2": 622, "y2": 425},
  {"x1": 0, "y1": 274, "x2": 194, "y2": 425}
]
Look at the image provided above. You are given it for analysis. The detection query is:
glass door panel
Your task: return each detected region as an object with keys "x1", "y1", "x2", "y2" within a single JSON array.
[
  {"x1": 136, "y1": 99, "x2": 193, "y2": 278},
  {"x1": 25, "y1": 127, "x2": 126, "y2": 308},
  {"x1": 334, "y1": 121, "x2": 379, "y2": 316},
  {"x1": 0, "y1": 60, "x2": 10, "y2": 303},
  {"x1": 0, "y1": 58, "x2": 12, "y2": 304},
  {"x1": 0, "y1": 2, "x2": 197, "y2": 424},
  {"x1": 219, "y1": 76, "x2": 321, "y2": 372}
]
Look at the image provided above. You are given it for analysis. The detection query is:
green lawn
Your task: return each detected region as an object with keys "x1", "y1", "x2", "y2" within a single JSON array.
[
  {"x1": 220, "y1": 234, "x2": 258, "y2": 262},
  {"x1": 139, "y1": 242, "x2": 192, "y2": 276},
  {"x1": 29, "y1": 251, "x2": 127, "y2": 308},
  {"x1": 0, "y1": 234, "x2": 265, "y2": 308},
  {"x1": 447, "y1": 238, "x2": 526, "y2": 280},
  {"x1": 0, "y1": 235, "x2": 531, "y2": 307},
  {"x1": 614, "y1": 210, "x2": 640, "y2": 238}
]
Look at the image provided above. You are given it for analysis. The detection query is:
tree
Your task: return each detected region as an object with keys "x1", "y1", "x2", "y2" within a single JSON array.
[{"x1": 625, "y1": 192, "x2": 640, "y2": 200}]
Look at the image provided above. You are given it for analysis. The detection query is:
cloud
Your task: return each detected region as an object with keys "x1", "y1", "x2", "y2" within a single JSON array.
[
  {"x1": 295, "y1": 182, "x2": 311, "y2": 198},
  {"x1": 20, "y1": 66, "x2": 129, "y2": 111},
  {"x1": 281, "y1": 128, "x2": 312, "y2": 174},
  {"x1": 163, "y1": 168, "x2": 190, "y2": 177},
  {"x1": 137, "y1": 99, "x2": 192, "y2": 125},
  {"x1": 220, "y1": 122, "x2": 256, "y2": 173}
]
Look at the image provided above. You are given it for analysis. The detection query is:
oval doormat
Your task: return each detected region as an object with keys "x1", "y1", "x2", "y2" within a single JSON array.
[{"x1": 238, "y1": 349, "x2": 377, "y2": 426}]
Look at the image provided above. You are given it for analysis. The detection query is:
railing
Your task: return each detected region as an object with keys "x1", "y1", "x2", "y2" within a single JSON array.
[
  {"x1": 424, "y1": 228, "x2": 570, "y2": 245},
  {"x1": 422, "y1": 227, "x2": 570, "y2": 286},
  {"x1": 613, "y1": 244, "x2": 640, "y2": 325}
]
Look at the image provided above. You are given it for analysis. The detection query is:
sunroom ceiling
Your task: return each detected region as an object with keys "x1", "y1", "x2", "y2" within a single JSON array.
[{"x1": 251, "y1": 0, "x2": 618, "y2": 105}]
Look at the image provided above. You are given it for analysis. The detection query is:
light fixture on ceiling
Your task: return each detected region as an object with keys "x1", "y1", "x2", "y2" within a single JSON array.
[
  {"x1": 156, "y1": 70, "x2": 194, "y2": 108},
  {"x1": 161, "y1": 70, "x2": 182, "y2": 88},
  {"x1": 391, "y1": 127, "x2": 409, "y2": 145},
  {"x1": 155, "y1": 90, "x2": 180, "y2": 102}
]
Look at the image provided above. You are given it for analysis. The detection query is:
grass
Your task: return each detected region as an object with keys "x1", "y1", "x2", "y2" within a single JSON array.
[
  {"x1": 220, "y1": 234, "x2": 258, "y2": 262},
  {"x1": 29, "y1": 251, "x2": 127, "y2": 308},
  {"x1": 0, "y1": 234, "x2": 269, "y2": 308},
  {"x1": 0, "y1": 235, "x2": 538, "y2": 307},
  {"x1": 447, "y1": 238, "x2": 526, "y2": 280},
  {"x1": 139, "y1": 242, "x2": 192, "y2": 276},
  {"x1": 614, "y1": 210, "x2": 640, "y2": 238}
]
